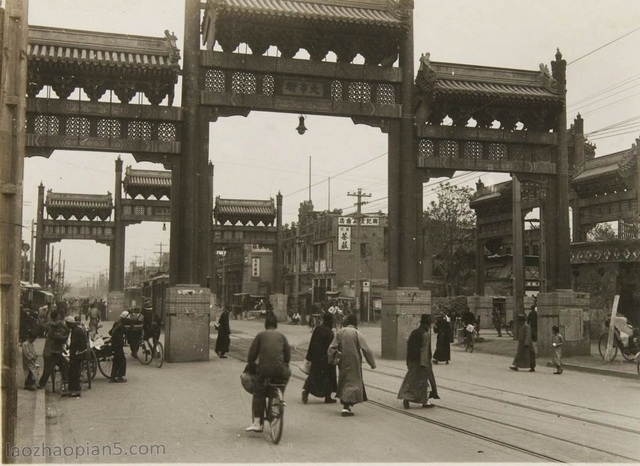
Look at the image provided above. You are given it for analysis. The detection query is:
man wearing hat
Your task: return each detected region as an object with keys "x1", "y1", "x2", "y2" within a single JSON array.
[
  {"x1": 397, "y1": 314, "x2": 440, "y2": 408},
  {"x1": 65, "y1": 315, "x2": 87, "y2": 397},
  {"x1": 37, "y1": 310, "x2": 70, "y2": 393},
  {"x1": 109, "y1": 311, "x2": 129, "y2": 383}
]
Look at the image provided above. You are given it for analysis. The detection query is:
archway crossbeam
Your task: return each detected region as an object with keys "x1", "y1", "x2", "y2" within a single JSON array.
[
  {"x1": 415, "y1": 56, "x2": 564, "y2": 176},
  {"x1": 25, "y1": 26, "x2": 183, "y2": 161}
]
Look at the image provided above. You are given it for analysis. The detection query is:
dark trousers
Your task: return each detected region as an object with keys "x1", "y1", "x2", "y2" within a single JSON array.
[
  {"x1": 68, "y1": 355, "x2": 83, "y2": 392},
  {"x1": 252, "y1": 367, "x2": 290, "y2": 421},
  {"x1": 38, "y1": 354, "x2": 68, "y2": 388},
  {"x1": 24, "y1": 370, "x2": 37, "y2": 389},
  {"x1": 111, "y1": 346, "x2": 126, "y2": 379}
]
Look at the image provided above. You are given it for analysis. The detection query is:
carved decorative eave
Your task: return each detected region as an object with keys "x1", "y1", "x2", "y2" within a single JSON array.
[
  {"x1": 572, "y1": 148, "x2": 636, "y2": 195},
  {"x1": 28, "y1": 26, "x2": 181, "y2": 105},
  {"x1": 214, "y1": 197, "x2": 277, "y2": 226},
  {"x1": 203, "y1": 0, "x2": 407, "y2": 65},
  {"x1": 123, "y1": 166, "x2": 172, "y2": 200},
  {"x1": 415, "y1": 55, "x2": 564, "y2": 130},
  {"x1": 416, "y1": 58, "x2": 562, "y2": 105},
  {"x1": 46, "y1": 190, "x2": 113, "y2": 221}
]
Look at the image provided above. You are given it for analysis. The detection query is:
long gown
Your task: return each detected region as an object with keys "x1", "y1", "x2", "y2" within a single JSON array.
[
  {"x1": 303, "y1": 323, "x2": 337, "y2": 398},
  {"x1": 432, "y1": 317, "x2": 452, "y2": 363}
]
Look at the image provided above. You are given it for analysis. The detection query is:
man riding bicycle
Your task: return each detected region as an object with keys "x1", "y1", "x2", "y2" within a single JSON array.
[
  {"x1": 461, "y1": 307, "x2": 476, "y2": 345},
  {"x1": 245, "y1": 313, "x2": 291, "y2": 433}
]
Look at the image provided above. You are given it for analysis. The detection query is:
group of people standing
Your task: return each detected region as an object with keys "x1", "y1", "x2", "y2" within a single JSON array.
[
  {"x1": 23, "y1": 310, "x2": 90, "y2": 397},
  {"x1": 22, "y1": 307, "x2": 136, "y2": 398}
]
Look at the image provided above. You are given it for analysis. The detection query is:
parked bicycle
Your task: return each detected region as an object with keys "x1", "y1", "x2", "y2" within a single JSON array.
[
  {"x1": 598, "y1": 318, "x2": 640, "y2": 362},
  {"x1": 134, "y1": 337, "x2": 164, "y2": 368}
]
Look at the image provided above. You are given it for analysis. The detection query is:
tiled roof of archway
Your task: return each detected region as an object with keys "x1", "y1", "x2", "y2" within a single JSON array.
[
  {"x1": 124, "y1": 169, "x2": 172, "y2": 188},
  {"x1": 123, "y1": 167, "x2": 172, "y2": 200},
  {"x1": 214, "y1": 198, "x2": 276, "y2": 225},
  {"x1": 45, "y1": 191, "x2": 113, "y2": 220},
  {"x1": 208, "y1": 0, "x2": 406, "y2": 27},
  {"x1": 28, "y1": 26, "x2": 180, "y2": 71},
  {"x1": 572, "y1": 149, "x2": 633, "y2": 184},
  {"x1": 418, "y1": 60, "x2": 563, "y2": 105}
]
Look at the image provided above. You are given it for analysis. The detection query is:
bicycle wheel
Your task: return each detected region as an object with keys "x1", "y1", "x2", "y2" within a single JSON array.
[
  {"x1": 138, "y1": 340, "x2": 153, "y2": 365},
  {"x1": 84, "y1": 349, "x2": 98, "y2": 386},
  {"x1": 505, "y1": 321, "x2": 514, "y2": 338},
  {"x1": 154, "y1": 342, "x2": 164, "y2": 368},
  {"x1": 98, "y1": 355, "x2": 113, "y2": 379},
  {"x1": 267, "y1": 389, "x2": 284, "y2": 444},
  {"x1": 598, "y1": 333, "x2": 618, "y2": 361},
  {"x1": 621, "y1": 349, "x2": 634, "y2": 361}
]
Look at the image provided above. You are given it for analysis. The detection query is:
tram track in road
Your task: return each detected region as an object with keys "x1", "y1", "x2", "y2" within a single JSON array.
[
  {"x1": 358, "y1": 379, "x2": 640, "y2": 463},
  {"x1": 368, "y1": 363, "x2": 640, "y2": 435},
  {"x1": 222, "y1": 337, "x2": 640, "y2": 462}
]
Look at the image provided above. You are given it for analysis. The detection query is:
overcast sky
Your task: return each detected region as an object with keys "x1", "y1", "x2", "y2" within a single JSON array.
[{"x1": 22, "y1": 0, "x2": 640, "y2": 285}]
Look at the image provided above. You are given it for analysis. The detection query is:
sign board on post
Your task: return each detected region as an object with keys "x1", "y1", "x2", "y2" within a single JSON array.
[{"x1": 362, "y1": 281, "x2": 370, "y2": 293}]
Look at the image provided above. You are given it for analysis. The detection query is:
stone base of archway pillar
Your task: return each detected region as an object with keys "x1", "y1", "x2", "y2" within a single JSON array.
[
  {"x1": 537, "y1": 290, "x2": 590, "y2": 358},
  {"x1": 107, "y1": 291, "x2": 124, "y2": 321},
  {"x1": 467, "y1": 295, "x2": 494, "y2": 335},
  {"x1": 381, "y1": 288, "x2": 431, "y2": 360},
  {"x1": 269, "y1": 293, "x2": 288, "y2": 322},
  {"x1": 165, "y1": 284, "x2": 211, "y2": 362}
]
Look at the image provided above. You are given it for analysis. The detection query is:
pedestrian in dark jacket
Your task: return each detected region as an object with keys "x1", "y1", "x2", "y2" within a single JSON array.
[
  {"x1": 245, "y1": 313, "x2": 291, "y2": 433},
  {"x1": 109, "y1": 311, "x2": 129, "y2": 383},
  {"x1": 37, "y1": 310, "x2": 70, "y2": 392},
  {"x1": 398, "y1": 314, "x2": 439, "y2": 408},
  {"x1": 432, "y1": 314, "x2": 452, "y2": 364},
  {"x1": 65, "y1": 315, "x2": 87, "y2": 397},
  {"x1": 215, "y1": 307, "x2": 231, "y2": 358},
  {"x1": 302, "y1": 312, "x2": 337, "y2": 404}
]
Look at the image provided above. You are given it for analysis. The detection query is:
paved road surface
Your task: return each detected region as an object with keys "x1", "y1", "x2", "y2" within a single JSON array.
[{"x1": 13, "y1": 319, "x2": 640, "y2": 463}]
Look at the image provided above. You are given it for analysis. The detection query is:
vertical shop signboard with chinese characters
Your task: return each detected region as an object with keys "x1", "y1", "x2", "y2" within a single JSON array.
[
  {"x1": 252, "y1": 257, "x2": 260, "y2": 277},
  {"x1": 338, "y1": 226, "x2": 351, "y2": 251}
]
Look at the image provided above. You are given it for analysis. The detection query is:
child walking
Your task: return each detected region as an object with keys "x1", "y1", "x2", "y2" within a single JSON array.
[
  {"x1": 551, "y1": 325, "x2": 564, "y2": 374},
  {"x1": 22, "y1": 332, "x2": 39, "y2": 391}
]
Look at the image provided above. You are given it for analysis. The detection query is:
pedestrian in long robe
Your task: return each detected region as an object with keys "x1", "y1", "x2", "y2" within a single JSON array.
[
  {"x1": 398, "y1": 314, "x2": 440, "y2": 408},
  {"x1": 215, "y1": 307, "x2": 231, "y2": 358},
  {"x1": 432, "y1": 314, "x2": 452, "y2": 364},
  {"x1": 109, "y1": 311, "x2": 128, "y2": 383},
  {"x1": 302, "y1": 312, "x2": 337, "y2": 404},
  {"x1": 328, "y1": 314, "x2": 375, "y2": 417},
  {"x1": 509, "y1": 314, "x2": 536, "y2": 372}
]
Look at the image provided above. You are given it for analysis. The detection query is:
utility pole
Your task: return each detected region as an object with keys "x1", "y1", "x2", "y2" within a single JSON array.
[
  {"x1": 156, "y1": 242, "x2": 166, "y2": 270},
  {"x1": 347, "y1": 188, "x2": 371, "y2": 320}
]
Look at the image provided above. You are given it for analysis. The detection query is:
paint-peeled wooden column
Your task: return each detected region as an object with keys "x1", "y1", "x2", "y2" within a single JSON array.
[
  {"x1": 0, "y1": 0, "x2": 28, "y2": 454},
  {"x1": 107, "y1": 157, "x2": 125, "y2": 320},
  {"x1": 381, "y1": 0, "x2": 431, "y2": 359},
  {"x1": 34, "y1": 183, "x2": 45, "y2": 285},
  {"x1": 165, "y1": 0, "x2": 211, "y2": 362},
  {"x1": 551, "y1": 50, "x2": 571, "y2": 290}
]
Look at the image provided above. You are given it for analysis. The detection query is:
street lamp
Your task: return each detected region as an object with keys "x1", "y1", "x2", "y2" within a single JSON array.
[{"x1": 296, "y1": 115, "x2": 307, "y2": 135}]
